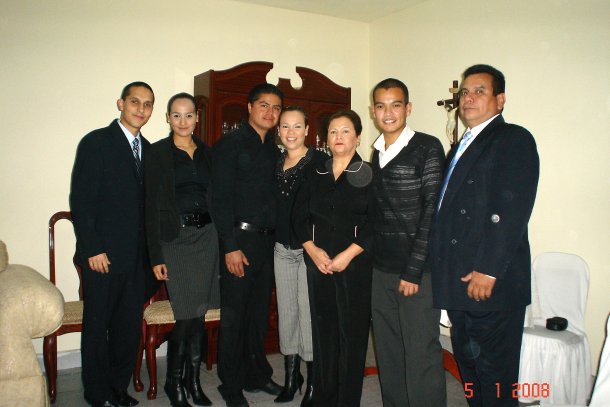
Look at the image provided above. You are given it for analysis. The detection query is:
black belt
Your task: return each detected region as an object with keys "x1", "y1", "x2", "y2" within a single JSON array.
[
  {"x1": 235, "y1": 221, "x2": 275, "y2": 235},
  {"x1": 180, "y1": 212, "x2": 212, "y2": 228}
]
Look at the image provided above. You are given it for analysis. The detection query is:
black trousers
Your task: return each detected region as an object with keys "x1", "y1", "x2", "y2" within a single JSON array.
[
  {"x1": 448, "y1": 307, "x2": 526, "y2": 407},
  {"x1": 308, "y1": 259, "x2": 372, "y2": 407},
  {"x1": 81, "y1": 260, "x2": 145, "y2": 403},
  {"x1": 217, "y1": 231, "x2": 275, "y2": 395}
]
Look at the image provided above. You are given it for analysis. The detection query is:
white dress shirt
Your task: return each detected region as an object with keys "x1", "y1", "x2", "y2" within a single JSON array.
[{"x1": 373, "y1": 125, "x2": 415, "y2": 168}]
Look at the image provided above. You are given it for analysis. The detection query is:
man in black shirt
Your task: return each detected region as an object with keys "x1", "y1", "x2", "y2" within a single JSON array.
[
  {"x1": 210, "y1": 83, "x2": 283, "y2": 407},
  {"x1": 369, "y1": 78, "x2": 447, "y2": 407}
]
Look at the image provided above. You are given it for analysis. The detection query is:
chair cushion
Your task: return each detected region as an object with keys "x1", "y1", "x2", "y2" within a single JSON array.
[
  {"x1": 205, "y1": 308, "x2": 220, "y2": 322},
  {"x1": 143, "y1": 301, "x2": 220, "y2": 325},
  {"x1": 144, "y1": 300, "x2": 175, "y2": 324},
  {"x1": 62, "y1": 300, "x2": 83, "y2": 325}
]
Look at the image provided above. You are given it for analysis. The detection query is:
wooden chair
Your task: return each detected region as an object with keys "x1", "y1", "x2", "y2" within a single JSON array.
[
  {"x1": 43, "y1": 211, "x2": 84, "y2": 404},
  {"x1": 132, "y1": 284, "x2": 221, "y2": 400}
]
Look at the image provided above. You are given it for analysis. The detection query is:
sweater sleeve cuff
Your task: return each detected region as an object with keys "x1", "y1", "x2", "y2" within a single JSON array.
[{"x1": 399, "y1": 272, "x2": 422, "y2": 285}]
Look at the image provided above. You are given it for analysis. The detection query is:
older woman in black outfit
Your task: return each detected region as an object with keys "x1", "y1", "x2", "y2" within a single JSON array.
[
  {"x1": 145, "y1": 93, "x2": 219, "y2": 407},
  {"x1": 292, "y1": 109, "x2": 374, "y2": 407}
]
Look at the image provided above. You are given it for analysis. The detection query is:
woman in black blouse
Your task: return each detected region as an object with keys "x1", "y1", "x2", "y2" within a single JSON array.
[
  {"x1": 273, "y1": 107, "x2": 327, "y2": 405},
  {"x1": 145, "y1": 93, "x2": 219, "y2": 407},
  {"x1": 292, "y1": 109, "x2": 374, "y2": 407}
]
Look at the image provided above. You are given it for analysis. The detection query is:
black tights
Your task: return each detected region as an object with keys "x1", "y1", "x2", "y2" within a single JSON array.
[{"x1": 170, "y1": 317, "x2": 206, "y2": 345}]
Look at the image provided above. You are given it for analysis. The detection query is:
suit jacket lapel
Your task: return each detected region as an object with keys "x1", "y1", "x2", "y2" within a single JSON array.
[
  {"x1": 109, "y1": 120, "x2": 142, "y2": 181},
  {"x1": 441, "y1": 115, "x2": 505, "y2": 210}
]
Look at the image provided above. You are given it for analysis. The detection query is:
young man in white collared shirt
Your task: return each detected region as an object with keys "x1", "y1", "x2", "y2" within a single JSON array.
[{"x1": 370, "y1": 78, "x2": 447, "y2": 407}]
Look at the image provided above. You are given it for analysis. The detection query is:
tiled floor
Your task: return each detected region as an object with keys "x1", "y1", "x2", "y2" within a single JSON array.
[{"x1": 54, "y1": 346, "x2": 469, "y2": 407}]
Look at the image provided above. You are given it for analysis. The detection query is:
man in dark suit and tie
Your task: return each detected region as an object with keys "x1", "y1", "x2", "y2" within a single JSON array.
[
  {"x1": 431, "y1": 65, "x2": 539, "y2": 407},
  {"x1": 70, "y1": 82, "x2": 154, "y2": 407}
]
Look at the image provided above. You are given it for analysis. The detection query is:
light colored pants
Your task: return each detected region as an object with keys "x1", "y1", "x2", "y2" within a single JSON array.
[{"x1": 273, "y1": 243, "x2": 313, "y2": 361}]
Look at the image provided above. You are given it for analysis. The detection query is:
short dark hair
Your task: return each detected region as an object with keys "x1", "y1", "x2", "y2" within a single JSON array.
[
  {"x1": 120, "y1": 81, "x2": 154, "y2": 101},
  {"x1": 462, "y1": 64, "x2": 505, "y2": 95},
  {"x1": 328, "y1": 109, "x2": 362, "y2": 136},
  {"x1": 280, "y1": 106, "x2": 308, "y2": 126},
  {"x1": 166, "y1": 92, "x2": 196, "y2": 114},
  {"x1": 248, "y1": 83, "x2": 284, "y2": 105},
  {"x1": 372, "y1": 78, "x2": 409, "y2": 104}
]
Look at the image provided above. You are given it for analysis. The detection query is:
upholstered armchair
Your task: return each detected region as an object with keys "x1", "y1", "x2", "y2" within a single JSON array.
[{"x1": 0, "y1": 240, "x2": 64, "y2": 407}]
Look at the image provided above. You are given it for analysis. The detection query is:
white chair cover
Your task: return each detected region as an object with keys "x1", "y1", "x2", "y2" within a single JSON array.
[
  {"x1": 519, "y1": 252, "x2": 592, "y2": 405},
  {"x1": 589, "y1": 313, "x2": 610, "y2": 407}
]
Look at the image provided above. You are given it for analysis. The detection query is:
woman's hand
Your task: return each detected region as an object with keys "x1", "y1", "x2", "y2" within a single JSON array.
[
  {"x1": 152, "y1": 264, "x2": 169, "y2": 281},
  {"x1": 303, "y1": 241, "x2": 332, "y2": 274},
  {"x1": 328, "y1": 243, "x2": 363, "y2": 273}
]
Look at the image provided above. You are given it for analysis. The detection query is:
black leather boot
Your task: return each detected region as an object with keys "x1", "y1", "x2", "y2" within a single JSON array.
[
  {"x1": 274, "y1": 355, "x2": 303, "y2": 403},
  {"x1": 164, "y1": 338, "x2": 192, "y2": 407},
  {"x1": 184, "y1": 326, "x2": 212, "y2": 406},
  {"x1": 300, "y1": 361, "x2": 313, "y2": 407}
]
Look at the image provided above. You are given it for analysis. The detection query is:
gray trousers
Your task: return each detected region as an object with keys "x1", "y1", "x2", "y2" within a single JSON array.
[
  {"x1": 273, "y1": 243, "x2": 313, "y2": 361},
  {"x1": 371, "y1": 269, "x2": 447, "y2": 407}
]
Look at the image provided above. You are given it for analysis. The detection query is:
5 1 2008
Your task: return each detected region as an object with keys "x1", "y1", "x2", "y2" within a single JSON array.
[{"x1": 463, "y1": 382, "x2": 550, "y2": 399}]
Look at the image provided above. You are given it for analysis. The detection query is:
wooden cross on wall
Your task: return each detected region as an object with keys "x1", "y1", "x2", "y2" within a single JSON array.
[{"x1": 437, "y1": 80, "x2": 460, "y2": 145}]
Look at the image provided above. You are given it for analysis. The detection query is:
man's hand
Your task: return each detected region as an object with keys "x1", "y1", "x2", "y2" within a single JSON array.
[
  {"x1": 88, "y1": 253, "x2": 111, "y2": 273},
  {"x1": 303, "y1": 241, "x2": 332, "y2": 274},
  {"x1": 461, "y1": 271, "x2": 496, "y2": 301},
  {"x1": 152, "y1": 264, "x2": 169, "y2": 281},
  {"x1": 225, "y1": 250, "x2": 249, "y2": 277},
  {"x1": 398, "y1": 280, "x2": 419, "y2": 297}
]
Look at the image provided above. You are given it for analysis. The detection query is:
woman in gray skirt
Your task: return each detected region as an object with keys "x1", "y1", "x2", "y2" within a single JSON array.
[{"x1": 145, "y1": 92, "x2": 219, "y2": 407}]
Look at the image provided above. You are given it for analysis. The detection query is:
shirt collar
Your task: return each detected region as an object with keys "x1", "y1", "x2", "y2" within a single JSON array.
[
  {"x1": 373, "y1": 124, "x2": 415, "y2": 153},
  {"x1": 467, "y1": 114, "x2": 500, "y2": 138},
  {"x1": 117, "y1": 118, "x2": 140, "y2": 145}
]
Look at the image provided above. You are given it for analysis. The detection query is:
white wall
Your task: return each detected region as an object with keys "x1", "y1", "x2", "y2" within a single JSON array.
[
  {"x1": 0, "y1": 0, "x2": 369, "y2": 353},
  {"x1": 369, "y1": 0, "x2": 610, "y2": 371}
]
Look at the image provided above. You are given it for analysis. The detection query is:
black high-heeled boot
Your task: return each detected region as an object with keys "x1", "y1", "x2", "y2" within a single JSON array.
[
  {"x1": 274, "y1": 355, "x2": 303, "y2": 403},
  {"x1": 165, "y1": 338, "x2": 192, "y2": 407},
  {"x1": 300, "y1": 361, "x2": 313, "y2": 407},
  {"x1": 184, "y1": 324, "x2": 212, "y2": 406}
]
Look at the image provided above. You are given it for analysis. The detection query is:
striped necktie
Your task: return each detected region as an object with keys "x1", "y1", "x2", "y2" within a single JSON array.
[
  {"x1": 437, "y1": 130, "x2": 473, "y2": 210},
  {"x1": 132, "y1": 138, "x2": 142, "y2": 178}
]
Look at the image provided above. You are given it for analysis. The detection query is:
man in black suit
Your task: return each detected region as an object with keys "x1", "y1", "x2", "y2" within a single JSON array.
[
  {"x1": 70, "y1": 82, "x2": 154, "y2": 407},
  {"x1": 210, "y1": 83, "x2": 283, "y2": 407},
  {"x1": 431, "y1": 65, "x2": 539, "y2": 407},
  {"x1": 370, "y1": 78, "x2": 447, "y2": 407}
]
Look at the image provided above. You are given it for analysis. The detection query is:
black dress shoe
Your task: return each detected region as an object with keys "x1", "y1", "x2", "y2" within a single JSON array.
[
  {"x1": 90, "y1": 400, "x2": 118, "y2": 407},
  {"x1": 243, "y1": 379, "x2": 282, "y2": 396},
  {"x1": 218, "y1": 385, "x2": 249, "y2": 407},
  {"x1": 111, "y1": 389, "x2": 139, "y2": 406}
]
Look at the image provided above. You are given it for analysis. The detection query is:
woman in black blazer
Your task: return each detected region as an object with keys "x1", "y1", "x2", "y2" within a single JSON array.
[
  {"x1": 273, "y1": 106, "x2": 327, "y2": 405},
  {"x1": 145, "y1": 93, "x2": 219, "y2": 407},
  {"x1": 292, "y1": 109, "x2": 374, "y2": 407}
]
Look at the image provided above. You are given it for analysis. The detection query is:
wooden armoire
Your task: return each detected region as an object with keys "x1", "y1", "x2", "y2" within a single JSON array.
[{"x1": 193, "y1": 61, "x2": 351, "y2": 147}]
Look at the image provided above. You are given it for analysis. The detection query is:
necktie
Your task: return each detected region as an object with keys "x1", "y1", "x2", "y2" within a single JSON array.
[
  {"x1": 132, "y1": 138, "x2": 142, "y2": 178},
  {"x1": 437, "y1": 131, "x2": 473, "y2": 210}
]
